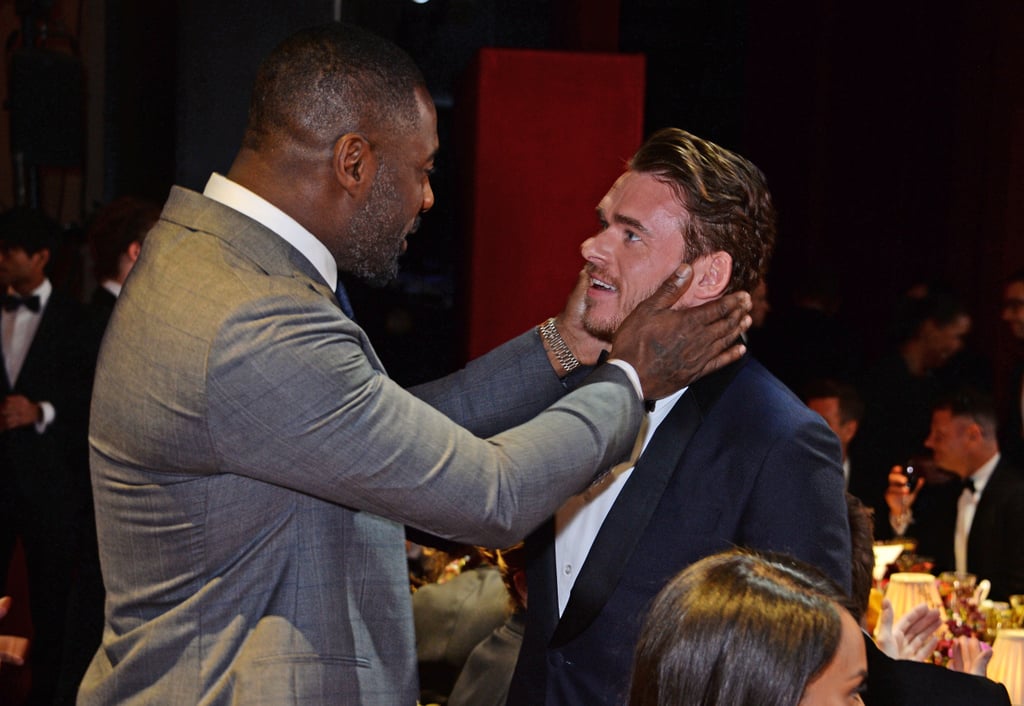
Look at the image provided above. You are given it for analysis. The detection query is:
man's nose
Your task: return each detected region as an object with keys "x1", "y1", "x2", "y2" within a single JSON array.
[
  {"x1": 421, "y1": 180, "x2": 435, "y2": 213},
  {"x1": 580, "y1": 231, "x2": 611, "y2": 264}
]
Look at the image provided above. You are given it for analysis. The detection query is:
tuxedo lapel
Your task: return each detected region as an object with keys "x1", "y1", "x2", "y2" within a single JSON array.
[
  {"x1": 162, "y1": 188, "x2": 386, "y2": 374},
  {"x1": 967, "y1": 460, "x2": 1008, "y2": 562},
  {"x1": 550, "y1": 356, "x2": 745, "y2": 647},
  {"x1": 524, "y1": 518, "x2": 560, "y2": 639},
  {"x1": 0, "y1": 342, "x2": 10, "y2": 393},
  {"x1": 17, "y1": 295, "x2": 62, "y2": 387}
]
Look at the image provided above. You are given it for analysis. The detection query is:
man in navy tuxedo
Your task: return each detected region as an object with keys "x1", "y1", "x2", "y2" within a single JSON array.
[
  {"x1": 507, "y1": 129, "x2": 851, "y2": 705},
  {"x1": 886, "y1": 387, "x2": 1024, "y2": 602}
]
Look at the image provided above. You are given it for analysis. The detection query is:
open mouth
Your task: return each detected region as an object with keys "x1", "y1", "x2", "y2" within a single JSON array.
[{"x1": 590, "y1": 276, "x2": 617, "y2": 293}]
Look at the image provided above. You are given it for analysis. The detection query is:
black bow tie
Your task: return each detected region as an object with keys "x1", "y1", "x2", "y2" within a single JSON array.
[
  {"x1": 962, "y1": 478, "x2": 977, "y2": 494},
  {"x1": 1, "y1": 293, "x2": 40, "y2": 312}
]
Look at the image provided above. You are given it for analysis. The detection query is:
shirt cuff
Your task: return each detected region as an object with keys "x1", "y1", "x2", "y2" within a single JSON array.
[
  {"x1": 34, "y1": 401, "x2": 55, "y2": 433},
  {"x1": 606, "y1": 359, "x2": 644, "y2": 401}
]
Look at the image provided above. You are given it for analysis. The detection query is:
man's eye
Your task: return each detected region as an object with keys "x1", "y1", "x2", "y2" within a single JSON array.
[{"x1": 625, "y1": 230, "x2": 641, "y2": 242}]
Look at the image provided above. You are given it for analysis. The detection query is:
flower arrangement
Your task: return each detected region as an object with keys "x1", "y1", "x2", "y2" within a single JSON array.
[
  {"x1": 929, "y1": 579, "x2": 990, "y2": 667},
  {"x1": 931, "y1": 606, "x2": 988, "y2": 666}
]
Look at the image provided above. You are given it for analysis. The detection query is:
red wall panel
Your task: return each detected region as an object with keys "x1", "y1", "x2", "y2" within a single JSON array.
[{"x1": 458, "y1": 48, "x2": 645, "y2": 360}]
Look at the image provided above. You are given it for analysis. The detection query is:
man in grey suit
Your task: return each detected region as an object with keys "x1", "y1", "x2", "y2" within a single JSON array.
[{"x1": 79, "y1": 23, "x2": 750, "y2": 705}]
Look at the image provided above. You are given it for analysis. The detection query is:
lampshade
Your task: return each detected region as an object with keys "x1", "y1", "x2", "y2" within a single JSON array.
[
  {"x1": 883, "y1": 572, "x2": 944, "y2": 625},
  {"x1": 872, "y1": 542, "x2": 905, "y2": 582},
  {"x1": 988, "y1": 629, "x2": 1024, "y2": 706}
]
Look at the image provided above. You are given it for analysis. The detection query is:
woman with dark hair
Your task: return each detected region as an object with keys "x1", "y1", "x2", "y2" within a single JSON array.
[{"x1": 629, "y1": 550, "x2": 867, "y2": 706}]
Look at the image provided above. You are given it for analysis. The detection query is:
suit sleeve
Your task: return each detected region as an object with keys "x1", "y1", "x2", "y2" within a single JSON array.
[
  {"x1": 409, "y1": 329, "x2": 567, "y2": 437},
  {"x1": 740, "y1": 418, "x2": 853, "y2": 592},
  {"x1": 205, "y1": 300, "x2": 644, "y2": 548}
]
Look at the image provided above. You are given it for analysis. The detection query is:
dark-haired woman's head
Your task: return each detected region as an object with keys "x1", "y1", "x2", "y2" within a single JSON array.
[{"x1": 629, "y1": 550, "x2": 866, "y2": 706}]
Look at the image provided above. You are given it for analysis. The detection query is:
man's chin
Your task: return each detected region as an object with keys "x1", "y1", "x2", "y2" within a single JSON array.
[
  {"x1": 357, "y1": 268, "x2": 399, "y2": 288},
  {"x1": 348, "y1": 257, "x2": 401, "y2": 288},
  {"x1": 582, "y1": 316, "x2": 618, "y2": 343}
]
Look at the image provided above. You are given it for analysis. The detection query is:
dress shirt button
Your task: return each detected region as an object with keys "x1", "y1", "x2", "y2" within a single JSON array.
[{"x1": 563, "y1": 563, "x2": 572, "y2": 576}]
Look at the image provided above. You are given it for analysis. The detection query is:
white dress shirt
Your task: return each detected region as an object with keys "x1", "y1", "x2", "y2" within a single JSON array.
[
  {"x1": 100, "y1": 279, "x2": 122, "y2": 298},
  {"x1": 203, "y1": 173, "x2": 339, "y2": 292},
  {"x1": 955, "y1": 452, "x2": 999, "y2": 574},
  {"x1": 554, "y1": 386, "x2": 686, "y2": 616}
]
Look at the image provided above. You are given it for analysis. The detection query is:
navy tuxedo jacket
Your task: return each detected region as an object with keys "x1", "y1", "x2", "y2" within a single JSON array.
[
  {"x1": 508, "y1": 356, "x2": 851, "y2": 705},
  {"x1": 907, "y1": 458, "x2": 1024, "y2": 601}
]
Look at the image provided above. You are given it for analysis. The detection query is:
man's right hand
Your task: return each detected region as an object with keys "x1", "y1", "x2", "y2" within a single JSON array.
[
  {"x1": 609, "y1": 265, "x2": 751, "y2": 400},
  {"x1": 886, "y1": 466, "x2": 924, "y2": 516}
]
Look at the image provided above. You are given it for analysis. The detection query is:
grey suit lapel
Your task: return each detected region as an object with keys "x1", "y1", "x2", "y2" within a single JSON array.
[
  {"x1": 550, "y1": 356, "x2": 745, "y2": 647},
  {"x1": 160, "y1": 187, "x2": 326, "y2": 286},
  {"x1": 158, "y1": 187, "x2": 386, "y2": 374}
]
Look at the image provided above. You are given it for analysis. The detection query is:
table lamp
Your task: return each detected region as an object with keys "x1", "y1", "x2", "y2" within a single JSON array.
[
  {"x1": 883, "y1": 572, "x2": 943, "y2": 625},
  {"x1": 988, "y1": 629, "x2": 1024, "y2": 706}
]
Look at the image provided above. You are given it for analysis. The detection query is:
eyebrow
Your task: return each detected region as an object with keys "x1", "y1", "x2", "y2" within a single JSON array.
[{"x1": 596, "y1": 206, "x2": 649, "y2": 233}]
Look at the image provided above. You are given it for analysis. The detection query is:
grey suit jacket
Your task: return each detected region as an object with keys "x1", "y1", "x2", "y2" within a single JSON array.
[{"x1": 79, "y1": 187, "x2": 643, "y2": 705}]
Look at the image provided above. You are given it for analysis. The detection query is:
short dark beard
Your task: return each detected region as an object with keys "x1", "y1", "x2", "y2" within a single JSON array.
[{"x1": 345, "y1": 162, "x2": 406, "y2": 287}]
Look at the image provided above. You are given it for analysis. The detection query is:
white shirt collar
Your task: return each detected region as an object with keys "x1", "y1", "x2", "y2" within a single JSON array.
[
  {"x1": 101, "y1": 279, "x2": 122, "y2": 298},
  {"x1": 202, "y1": 173, "x2": 338, "y2": 290},
  {"x1": 968, "y1": 452, "x2": 1000, "y2": 495}
]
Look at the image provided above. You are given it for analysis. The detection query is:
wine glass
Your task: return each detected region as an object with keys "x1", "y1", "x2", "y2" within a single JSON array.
[{"x1": 890, "y1": 460, "x2": 920, "y2": 537}]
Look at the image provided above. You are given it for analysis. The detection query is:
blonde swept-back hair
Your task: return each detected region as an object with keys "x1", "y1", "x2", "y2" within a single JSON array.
[{"x1": 629, "y1": 128, "x2": 776, "y2": 294}]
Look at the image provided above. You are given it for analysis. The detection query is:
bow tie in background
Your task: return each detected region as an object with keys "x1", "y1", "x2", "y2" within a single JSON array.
[{"x1": 1, "y1": 293, "x2": 41, "y2": 312}]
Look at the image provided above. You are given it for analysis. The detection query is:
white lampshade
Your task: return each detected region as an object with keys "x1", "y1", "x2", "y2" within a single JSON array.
[
  {"x1": 988, "y1": 629, "x2": 1024, "y2": 706},
  {"x1": 872, "y1": 542, "x2": 905, "y2": 583},
  {"x1": 883, "y1": 572, "x2": 943, "y2": 625}
]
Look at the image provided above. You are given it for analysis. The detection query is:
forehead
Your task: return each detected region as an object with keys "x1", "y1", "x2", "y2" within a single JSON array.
[
  {"x1": 407, "y1": 86, "x2": 438, "y2": 159},
  {"x1": 380, "y1": 86, "x2": 438, "y2": 163},
  {"x1": 934, "y1": 314, "x2": 970, "y2": 335},
  {"x1": 600, "y1": 171, "x2": 687, "y2": 228},
  {"x1": 807, "y1": 396, "x2": 840, "y2": 416},
  {"x1": 0, "y1": 242, "x2": 30, "y2": 255},
  {"x1": 1005, "y1": 281, "x2": 1024, "y2": 300},
  {"x1": 931, "y1": 409, "x2": 962, "y2": 430}
]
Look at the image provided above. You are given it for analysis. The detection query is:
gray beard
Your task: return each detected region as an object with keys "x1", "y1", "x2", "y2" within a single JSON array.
[{"x1": 345, "y1": 165, "x2": 406, "y2": 287}]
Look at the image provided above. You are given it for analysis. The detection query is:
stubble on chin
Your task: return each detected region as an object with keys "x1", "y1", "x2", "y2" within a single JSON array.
[{"x1": 581, "y1": 302, "x2": 619, "y2": 343}]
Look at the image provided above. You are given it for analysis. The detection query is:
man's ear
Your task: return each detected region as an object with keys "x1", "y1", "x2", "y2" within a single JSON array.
[
  {"x1": 839, "y1": 419, "x2": 859, "y2": 446},
  {"x1": 332, "y1": 133, "x2": 377, "y2": 196},
  {"x1": 689, "y1": 251, "x2": 733, "y2": 301},
  {"x1": 32, "y1": 248, "x2": 50, "y2": 271}
]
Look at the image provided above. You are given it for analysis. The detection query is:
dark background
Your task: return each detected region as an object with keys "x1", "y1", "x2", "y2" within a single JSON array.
[{"x1": 23, "y1": 0, "x2": 1024, "y2": 386}]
